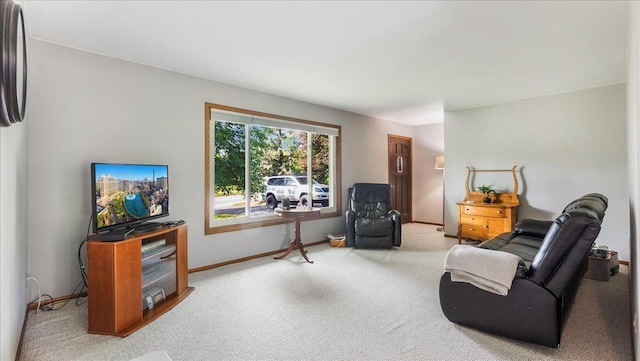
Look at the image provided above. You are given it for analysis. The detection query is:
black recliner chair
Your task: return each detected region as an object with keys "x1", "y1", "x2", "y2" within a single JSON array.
[{"x1": 345, "y1": 183, "x2": 401, "y2": 248}]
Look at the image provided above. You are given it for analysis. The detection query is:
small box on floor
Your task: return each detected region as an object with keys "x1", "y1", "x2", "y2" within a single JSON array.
[
  {"x1": 586, "y1": 250, "x2": 619, "y2": 281},
  {"x1": 610, "y1": 250, "x2": 620, "y2": 276}
]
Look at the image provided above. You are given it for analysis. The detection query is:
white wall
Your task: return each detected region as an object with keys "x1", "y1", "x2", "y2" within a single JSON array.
[
  {"x1": 0, "y1": 120, "x2": 29, "y2": 359},
  {"x1": 27, "y1": 40, "x2": 414, "y2": 298},
  {"x1": 444, "y1": 84, "x2": 629, "y2": 261},
  {"x1": 627, "y1": 1, "x2": 639, "y2": 357},
  {"x1": 413, "y1": 122, "x2": 444, "y2": 224}
]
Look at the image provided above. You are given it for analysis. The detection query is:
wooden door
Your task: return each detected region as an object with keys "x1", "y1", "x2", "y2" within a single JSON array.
[{"x1": 388, "y1": 135, "x2": 412, "y2": 223}]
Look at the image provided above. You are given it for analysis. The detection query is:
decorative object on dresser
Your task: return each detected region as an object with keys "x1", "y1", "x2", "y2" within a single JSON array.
[
  {"x1": 476, "y1": 184, "x2": 496, "y2": 203},
  {"x1": 456, "y1": 166, "x2": 519, "y2": 244}
]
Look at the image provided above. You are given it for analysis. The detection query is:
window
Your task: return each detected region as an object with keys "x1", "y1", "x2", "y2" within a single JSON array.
[{"x1": 205, "y1": 103, "x2": 341, "y2": 234}]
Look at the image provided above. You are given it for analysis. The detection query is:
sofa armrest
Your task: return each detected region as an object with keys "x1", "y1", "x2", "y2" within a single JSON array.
[
  {"x1": 389, "y1": 209, "x2": 402, "y2": 246},
  {"x1": 345, "y1": 210, "x2": 357, "y2": 247},
  {"x1": 514, "y1": 219, "x2": 554, "y2": 238},
  {"x1": 439, "y1": 273, "x2": 561, "y2": 347}
]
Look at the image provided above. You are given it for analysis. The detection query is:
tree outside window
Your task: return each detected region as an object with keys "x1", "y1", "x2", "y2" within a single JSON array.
[{"x1": 205, "y1": 103, "x2": 341, "y2": 234}]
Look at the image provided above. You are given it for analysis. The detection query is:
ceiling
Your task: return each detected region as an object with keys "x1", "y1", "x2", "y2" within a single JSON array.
[{"x1": 22, "y1": 1, "x2": 629, "y2": 126}]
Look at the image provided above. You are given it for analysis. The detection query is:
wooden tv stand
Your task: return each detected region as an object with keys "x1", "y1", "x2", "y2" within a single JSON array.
[{"x1": 87, "y1": 224, "x2": 194, "y2": 337}]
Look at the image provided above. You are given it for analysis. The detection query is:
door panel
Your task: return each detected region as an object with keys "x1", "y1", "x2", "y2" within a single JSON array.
[{"x1": 388, "y1": 135, "x2": 412, "y2": 223}]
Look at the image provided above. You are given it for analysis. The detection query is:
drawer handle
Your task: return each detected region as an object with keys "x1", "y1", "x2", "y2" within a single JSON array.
[
  {"x1": 469, "y1": 228, "x2": 475, "y2": 231},
  {"x1": 466, "y1": 208, "x2": 470, "y2": 211},
  {"x1": 496, "y1": 211, "x2": 502, "y2": 214},
  {"x1": 484, "y1": 225, "x2": 488, "y2": 228},
  {"x1": 470, "y1": 217, "x2": 475, "y2": 220}
]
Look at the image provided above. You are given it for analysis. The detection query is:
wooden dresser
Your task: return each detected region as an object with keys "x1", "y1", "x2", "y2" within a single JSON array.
[{"x1": 456, "y1": 166, "x2": 519, "y2": 244}]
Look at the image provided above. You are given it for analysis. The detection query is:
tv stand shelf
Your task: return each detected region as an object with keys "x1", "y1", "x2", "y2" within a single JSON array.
[{"x1": 87, "y1": 223, "x2": 194, "y2": 337}]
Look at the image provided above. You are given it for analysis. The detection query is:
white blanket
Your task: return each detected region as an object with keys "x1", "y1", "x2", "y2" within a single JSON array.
[{"x1": 444, "y1": 245, "x2": 522, "y2": 296}]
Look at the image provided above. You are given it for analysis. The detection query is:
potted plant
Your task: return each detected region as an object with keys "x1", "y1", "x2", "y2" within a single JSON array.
[{"x1": 477, "y1": 184, "x2": 496, "y2": 203}]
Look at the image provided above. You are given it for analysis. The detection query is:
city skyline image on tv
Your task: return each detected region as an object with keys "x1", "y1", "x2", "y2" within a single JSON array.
[{"x1": 92, "y1": 163, "x2": 169, "y2": 232}]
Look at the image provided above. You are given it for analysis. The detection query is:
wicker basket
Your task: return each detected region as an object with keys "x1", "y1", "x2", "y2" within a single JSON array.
[{"x1": 328, "y1": 233, "x2": 346, "y2": 247}]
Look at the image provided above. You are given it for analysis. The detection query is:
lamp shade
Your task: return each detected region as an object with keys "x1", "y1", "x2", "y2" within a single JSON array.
[{"x1": 435, "y1": 155, "x2": 445, "y2": 169}]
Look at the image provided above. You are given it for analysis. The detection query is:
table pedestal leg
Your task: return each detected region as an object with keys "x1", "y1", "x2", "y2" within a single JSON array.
[{"x1": 274, "y1": 218, "x2": 313, "y2": 263}]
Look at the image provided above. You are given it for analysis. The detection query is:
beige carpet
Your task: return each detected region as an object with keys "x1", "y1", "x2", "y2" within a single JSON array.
[{"x1": 18, "y1": 223, "x2": 633, "y2": 360}]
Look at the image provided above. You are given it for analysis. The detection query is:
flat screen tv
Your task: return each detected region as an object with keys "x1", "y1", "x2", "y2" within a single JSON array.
[{"x1": 91, "y1": 163, "x2": 169, "y2": 234}]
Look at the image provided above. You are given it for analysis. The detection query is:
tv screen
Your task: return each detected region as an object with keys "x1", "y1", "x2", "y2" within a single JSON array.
[{"x1": 91, "y1": 163, "x2": 169, "y2": 234}]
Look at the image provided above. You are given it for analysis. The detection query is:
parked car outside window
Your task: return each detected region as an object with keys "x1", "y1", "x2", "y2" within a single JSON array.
[{"x1": 263, "y1": 175, "x2": 330, "y2": 209}]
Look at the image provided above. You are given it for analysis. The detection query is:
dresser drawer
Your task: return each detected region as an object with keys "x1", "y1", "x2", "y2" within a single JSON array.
[
  {"x1": 460, "y1": 214, "x2": 486, "y2": 226},
  {"x1": 462, "y1": 205, "x2": 507, "y2": 218},
  {"x1": 457, "y1": 200, "x2": 518, "y2": 244},
  {"x1": 460, "y1": 223, "x2": 488, "y2": 239}
]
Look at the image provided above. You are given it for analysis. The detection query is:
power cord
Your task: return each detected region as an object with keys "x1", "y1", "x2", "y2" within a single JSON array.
[
  {"x1": 77, "y1": 214, "x2": 93, "y2": 288},
  {"x1": 24, "y1": 216, "x2": 94, "y2": 313},
  {"x1": 29, "y1": 281, "x2": 86, "y2": 311},
  {"x1": 78, "y1": 238, "x2": 88, "y2": 287},
  {"x1": 25, "y1": 277, "x2": 41, "y2": 313},
  {"x1": 70, "y1": 214, "x2": 93, "y2": 307}
]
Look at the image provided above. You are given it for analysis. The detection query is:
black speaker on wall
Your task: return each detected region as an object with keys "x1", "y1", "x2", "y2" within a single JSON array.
[{"x1": 0, "y1": 0, "x2": 27, "y2": 127}]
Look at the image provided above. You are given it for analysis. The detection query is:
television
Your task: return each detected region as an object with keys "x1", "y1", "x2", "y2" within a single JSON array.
[{"x1": 91, "y1": 163, "x2": 169, "y2": 235}]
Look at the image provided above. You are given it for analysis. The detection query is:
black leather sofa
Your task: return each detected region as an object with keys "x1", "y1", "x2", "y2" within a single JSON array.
[
  {"x1": 439, "y1": 193, "x2": 608, "y2": 347},
  {"x1": 345, "y1": 183, "x2": 401, "y2": 248}
]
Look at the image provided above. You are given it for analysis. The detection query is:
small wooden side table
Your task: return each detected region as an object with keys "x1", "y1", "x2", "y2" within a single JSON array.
[{"x1": 273, "y1": 207, "x2": 321, "y2": 263}]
